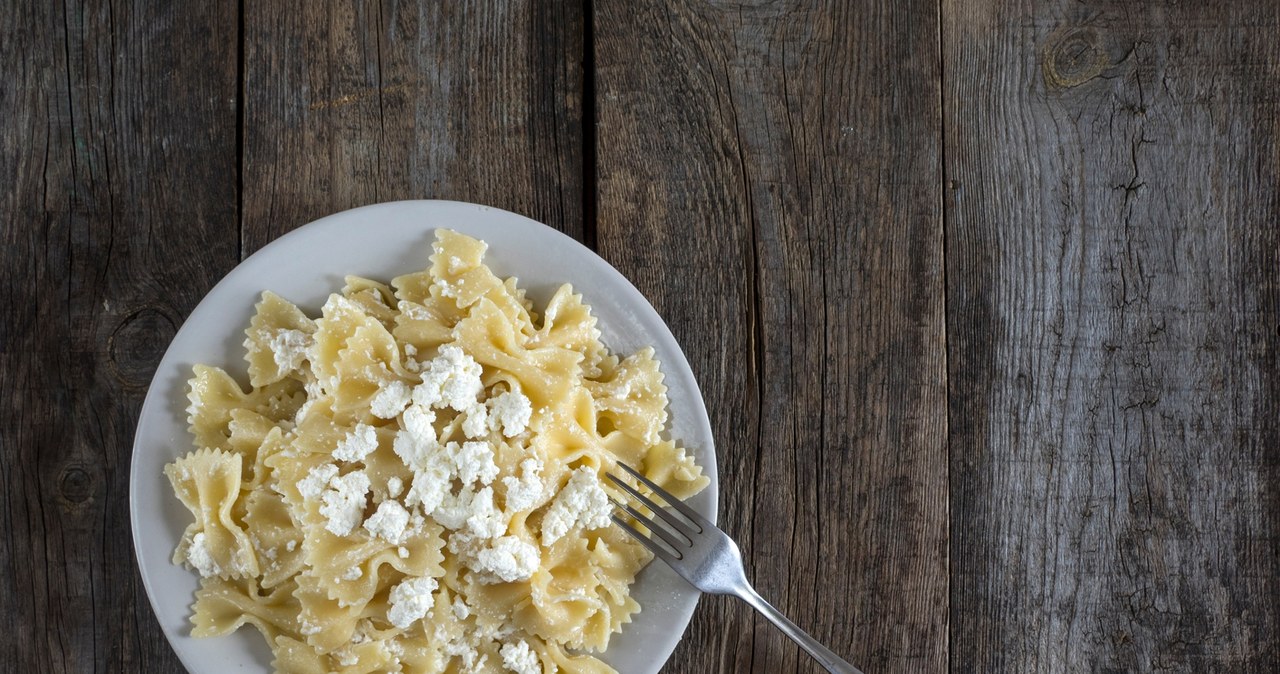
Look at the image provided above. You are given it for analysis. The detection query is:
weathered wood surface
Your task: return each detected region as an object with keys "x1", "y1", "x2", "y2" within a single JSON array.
[
  {"x1": 0, "y1": 0, "x2": 239, "y2": 671},
  {"x1": 241, "y1": 0, "x2": 585, "y2": 251},
  {"x1": 945, "y1": 1, "x2": 1280, "y2": 671},
  {"x1": 593, "y1": 1, "x2": 947, "y2": 672},
  {"x1": 4, "y1": 0, "x2": 1279, "y2": 672}
]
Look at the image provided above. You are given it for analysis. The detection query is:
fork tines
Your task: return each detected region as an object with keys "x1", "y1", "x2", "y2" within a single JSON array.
[{"x1": 606, "y1": 462, "x2": 705, "y2": 562}]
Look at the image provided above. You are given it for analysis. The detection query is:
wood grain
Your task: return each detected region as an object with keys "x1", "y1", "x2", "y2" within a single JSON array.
[
  {"x1": 944, "y1": 1, "x2": 1280, "y2": 670},
  {"x1": 240, "y1": 0, "x2": 585, "y2": 252},
  {"x1": 593, "y1": 1, "x2": 948, "y2": 672},
  {"x1": 0, "y1": 0, "x2": 239, "y2": 670}
]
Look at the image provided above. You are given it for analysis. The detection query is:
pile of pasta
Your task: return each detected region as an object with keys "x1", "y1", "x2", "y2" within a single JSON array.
[{"x1": 165, "y1": 229, "x2": 709, "y2": 673}]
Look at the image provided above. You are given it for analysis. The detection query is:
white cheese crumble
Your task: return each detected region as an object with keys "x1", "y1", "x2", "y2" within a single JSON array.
[
  {"x1": 464, "y1": 486, "x2": 507, "y2": 539},
  {"x1": 412, "y1": 345, "x2": 484, "y2": 412},
  {"x1": 502, "y1": 458, "x2": 544, "y2": 512},
  {"x1": 387, "y1": 576, "x2": 438, "y2": 629},
  {"x1": 297, "y1": 463, "x2": 338, "y2": 500},
  {"x1": 369, "y1": 380, "x2": 412, "y2": 419},
  {"x1": 431, "y1": 483, "x2": 508, "y2": 539},
  {"x1": 342, "y1": 566, "x2": 363, "y2": 581},
  {"x1": 319, "y1": 470, "x2": 371, "y2": 536},
  {"x1": 406, "y1": 461, "x2": 450, "y2": 514},
  {"x1": 386, "y1": 476, "x2": 404, "y2": 499},
  {"x1": 472, "y1": 536, "x2": 540, "y2": 583},
  {"x1": 267, "y1": 328, "x2": 311, "y2": 375},
  {"x1": 500, "y1": 640, "x2": 541, "y2": 674},
  {"x1": 432, "y1": 486, "x2": 479, "y2": 531},
  {"x1": 333, "y1": 423, "x2": 379, "y2": 462},
  {"x1": 403, "y1": 403, "x2": 438, "y2": 442},
  {"x1": 542, "y1": 467, "x2": 613, "y2": 546},
  {"x1": 451, "y1": 596, "x2": 471, "y2": 620},
  {"x1": 488, "y1": 390, "x2": 533, "y2": 437},
  {"x1": 462, "y1": 404, "x2": 489, "y2": 439},
  {"x1": 450, "y1": 441, "x2": 499, "y2": 486},
  {"x1": 363, "y1": 499, "x2": 411, "y2": 543},
  {"x1": 186, "y1": 532, "x2": 221, "y2": 577},
  {"x1": 394, "y1": 405, "x2": 438, "y2": 468}
]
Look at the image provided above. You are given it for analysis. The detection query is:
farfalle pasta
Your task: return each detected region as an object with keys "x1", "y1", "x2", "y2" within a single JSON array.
[{"x1": 165, "y1": 229, "x2": 709, "y2": 673}]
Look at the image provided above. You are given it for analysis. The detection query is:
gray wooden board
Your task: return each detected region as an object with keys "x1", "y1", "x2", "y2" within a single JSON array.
[
  {"x1": 241, "y1": 0, "x2": 585, "y2": 252},
  {"x1": 944, "y1": 1, "x2": 1280, "y2": 670},
  {"x1": 0, "y1": 0, "x2": 239, "y2": 671},
  {"x1": 594, "y1": 1, "x2": 948, "y2": 672}
]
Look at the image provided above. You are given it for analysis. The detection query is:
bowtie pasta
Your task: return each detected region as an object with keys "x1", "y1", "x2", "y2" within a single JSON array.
[{"x1": 164, "y1": 229, "x2": 709, "y2": 673}]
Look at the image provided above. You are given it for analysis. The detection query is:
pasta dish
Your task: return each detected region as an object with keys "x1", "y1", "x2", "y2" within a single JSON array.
[{"x1": 164, "y1": 229, "x2": 709, "y2": 673}]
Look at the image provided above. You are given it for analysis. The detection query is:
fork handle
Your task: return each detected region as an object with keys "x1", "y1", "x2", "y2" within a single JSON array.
[{"x1": 735, "y1": 583, "x2": 865, "y2": 674}]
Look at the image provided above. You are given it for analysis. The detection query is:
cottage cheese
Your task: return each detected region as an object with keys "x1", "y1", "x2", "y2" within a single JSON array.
[
  {"x1": 297, "y1": 463, "x2": 339, "y2": 500},
  {"x1": 369, "y1": 380, "x2": 412, "y2": 419},
  {"x1": 451, "y1": 597, "x2": 471, "y2": 621},
  {"x1": 319, "y1": 470, "x2": 371, "y2": 536},
  {"x1": 387, "y1": 576, "x2": 438, "y2": 629},
  {"x1": 412, "y1": 345, "x2": 483, "y2": 412},
  {"x1": 487, "y1": 390, "x2": 533, "y2": 437},
  {"x1": 472, "y1": 535, "x2": 540, "y2": 583},
  {"x1": 405, "y1": 460, "x2": 450, "y2": 514},
  {"x1": 450, "y1": 441, "x2": 499, "y2": 486},
  {"x1": 363, "y1": 499, "x2": 411, "y2": 543},
  {"x1": 432, "y1": 486, "x2": 478, "y2": 531},
  {"x1": 394, "y1": 406, "x2": 439, "y2": 469},
  {"x1": 402, "y1": 403, "x2": 437, "y2": 444},
  {"x1": 463, "y1": 486, "x2": 507, "y2": 539},
  {"x1": 502, "y1": 458, "x2": 544, "y2": 512},
  {"x1": 542, "y1": 466, "x2": 613, "y2": 545},
  {"x1": 267, "y1": 328, "x2": 311, "y2": 375},
  {"x1": 333, "y1": 423, "x2": 379, "y2": 462},
  {"x1": 500, "y1": 640, "x2": 541, "y2": 674},
  {"x1": 186, "y1": 532, "x2": 221, "y2": 577},
  {"x1": 461, "y1": 404, "x2": 489, "y2": 439}
]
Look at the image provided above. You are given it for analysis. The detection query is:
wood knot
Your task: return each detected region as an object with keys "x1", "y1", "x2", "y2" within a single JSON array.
[
  {"x1": 1042, "y1": 27, "x2": 1109, "y2": 89},
  {"x1": 108, "y1": 306, "x2": 177, "y2": 389},
  {"x1": 59, "y1": 465, "x2": 94, "y2": 504}
]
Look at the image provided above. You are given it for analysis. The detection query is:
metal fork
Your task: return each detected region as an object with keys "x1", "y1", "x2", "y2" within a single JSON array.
[{"x1": 607, "y1": 463, "x2": 865, "y2": 674}]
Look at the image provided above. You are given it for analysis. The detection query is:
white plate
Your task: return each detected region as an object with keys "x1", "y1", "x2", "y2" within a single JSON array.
[{"x1": 129, "y1": 200, "x2": 718, "y2": 674}]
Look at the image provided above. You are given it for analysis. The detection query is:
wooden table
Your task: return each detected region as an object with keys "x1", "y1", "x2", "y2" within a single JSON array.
[{"x1": 3, "y1": 1, "x2": 1277, "y2": 672}]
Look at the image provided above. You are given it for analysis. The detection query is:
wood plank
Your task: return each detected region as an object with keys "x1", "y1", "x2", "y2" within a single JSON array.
[
  {"x1": 594, "y1": 2, "x2": 948, "y2": 672},
  {"x1": 0, "y1": 0, "x2": 240, "y2": 670},
  {"x1": 944, "y1": 2, "x2": 1280, "y2": 670},
  {"x1": 241, "y1": 0, "x2": 584, "y2": 252}
]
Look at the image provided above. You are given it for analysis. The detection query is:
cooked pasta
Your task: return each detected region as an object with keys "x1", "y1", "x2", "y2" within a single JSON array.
[{"x1": 165, "y1": 229, "x2": 709, "y2": 673}]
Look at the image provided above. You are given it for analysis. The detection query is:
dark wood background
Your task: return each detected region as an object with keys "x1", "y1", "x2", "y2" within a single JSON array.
[{"x1": 2, "y1": 1, "x2": 1276, "y2": 672}]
